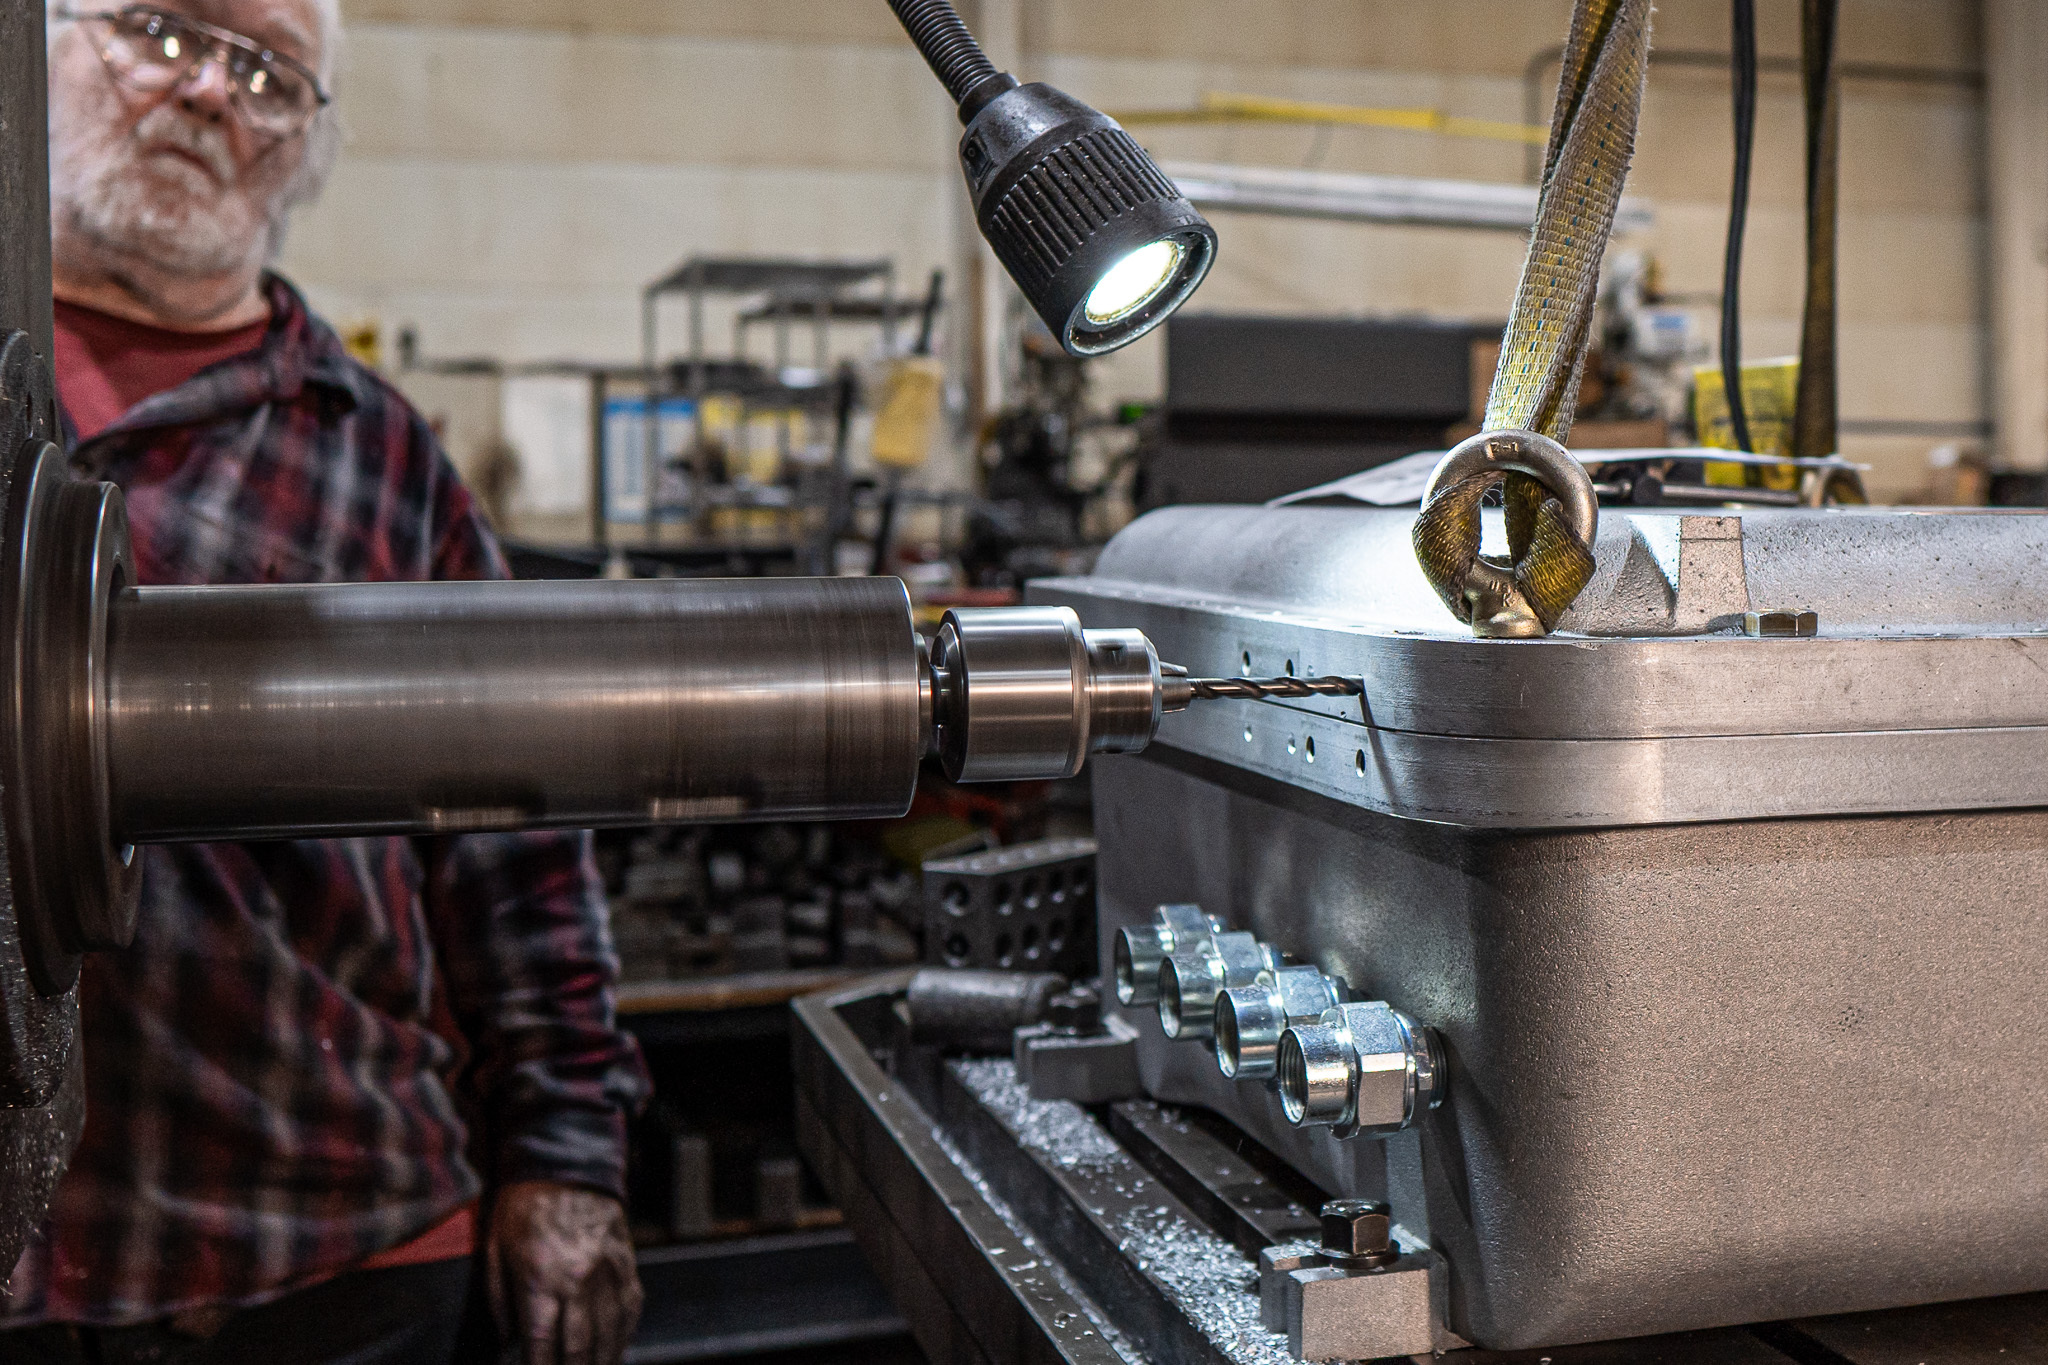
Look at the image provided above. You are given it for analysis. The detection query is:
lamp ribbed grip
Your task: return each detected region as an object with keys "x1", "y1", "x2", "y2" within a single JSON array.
[{"x1": 983, "y1": 127, "x2": 1181, "y2": 295}]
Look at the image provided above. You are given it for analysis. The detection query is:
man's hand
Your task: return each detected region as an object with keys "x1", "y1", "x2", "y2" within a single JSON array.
[{"x1": 488, "y1": 1180, "x2": 644, "y2": 1365}]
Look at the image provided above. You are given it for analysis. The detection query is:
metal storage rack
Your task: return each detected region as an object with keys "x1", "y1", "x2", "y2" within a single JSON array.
[{"x1": 637, "y1": 257, "x2": 910, "y2": 551}]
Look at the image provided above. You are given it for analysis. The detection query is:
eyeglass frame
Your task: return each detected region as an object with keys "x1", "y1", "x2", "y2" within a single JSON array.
[{"x1": 54, "y1": 5, "x2": 332, "y2": 135}]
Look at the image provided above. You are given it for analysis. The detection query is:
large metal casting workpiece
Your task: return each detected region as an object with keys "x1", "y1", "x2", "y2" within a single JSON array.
[{"x1": 1034, "y1": 500, "x2": 2048, "y2": 1350}]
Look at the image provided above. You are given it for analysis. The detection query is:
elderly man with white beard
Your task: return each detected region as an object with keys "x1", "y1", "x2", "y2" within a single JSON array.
[{"x1": 0, "y1": 3, "x2": 651, "y2": 1363}]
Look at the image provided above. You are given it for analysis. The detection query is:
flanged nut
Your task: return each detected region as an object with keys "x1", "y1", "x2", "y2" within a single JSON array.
[
  {"x1": 1114, "y1": 903, "x2": 1220, "y2": 1007},
  {"x1": 1159, "y1": 930, "x2": 1276, "y2": 1041},
  {"x1": 1214, "y1": 965, "x2": 1345, "y2": 1080},
  {"x1": 1276, "y1": 1002, "x2": 1445, "y2": 1138},
  {"x1": 1319, "y1": 1199, "x2": 1398, "y2": 1270}
]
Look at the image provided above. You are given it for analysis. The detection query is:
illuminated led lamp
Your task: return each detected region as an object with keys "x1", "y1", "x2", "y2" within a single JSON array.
[{"x1": 887, "y1": 0, "x2": 1218, "y2": 357}]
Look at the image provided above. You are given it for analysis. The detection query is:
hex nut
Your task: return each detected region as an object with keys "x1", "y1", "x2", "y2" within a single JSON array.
[
  {"x1": 1277, "y1": 1002, "x2": 1446, "y2": 1138},
  {"x1": 1744, "y1": 608, "x2": 1818, "y2": 638},
  {"x1": 1320, "y1": 1199, "x2": 1397, "y2": 1269},
  {"x1": 1158, "y1": 929, "x2": 1270, "y2": 1040},
  {"x1": 1344, "y1": 1003, "x2": 1426, "y2": 1133},
  {"x1": 1113, "y1": 903, "x2": 1215, "y2": 1006},
  {"x1": 1044, "y1": 983, "x2": 1101, "y2": 1034},
  {"x1": 1215, "y1": 965, "x2": 1344, "y2": 1080},
  {"x1": 1275, "y1": 964, "x2": 1344, "y2": 1020}
]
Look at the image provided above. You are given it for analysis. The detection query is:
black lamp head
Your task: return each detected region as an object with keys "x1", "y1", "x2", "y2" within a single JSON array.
[
  {"x1": 958, "y1": 81, "x2": 1216, "y2": 357},
  {"x1": 885, "y1": 1, "x2": 1215, "y2": 359}
]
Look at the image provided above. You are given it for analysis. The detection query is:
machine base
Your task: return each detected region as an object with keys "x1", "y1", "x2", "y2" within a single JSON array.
[{"x1": 795, "y1": 974, "x2": 2048, "y2": 1365}]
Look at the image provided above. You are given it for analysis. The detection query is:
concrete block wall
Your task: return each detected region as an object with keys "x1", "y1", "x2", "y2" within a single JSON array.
[{"x1": 283, "y1": 0, "x2": 1988, "y2": 509}]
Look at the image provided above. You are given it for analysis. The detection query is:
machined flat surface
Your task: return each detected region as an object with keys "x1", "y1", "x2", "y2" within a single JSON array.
[{"x1": 1038, "y1": 503, "x2": 2048, "y2": 827}]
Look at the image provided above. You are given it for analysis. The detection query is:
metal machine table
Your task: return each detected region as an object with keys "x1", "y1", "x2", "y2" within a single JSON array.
[{"x1": 794, "y1": 973, "x2": 2048, "y2": 1365}]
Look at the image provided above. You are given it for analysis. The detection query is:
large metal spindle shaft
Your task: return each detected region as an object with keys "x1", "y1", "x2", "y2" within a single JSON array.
[{"x1": 104, "y1": 576, "x2": 926, "y2": 843}]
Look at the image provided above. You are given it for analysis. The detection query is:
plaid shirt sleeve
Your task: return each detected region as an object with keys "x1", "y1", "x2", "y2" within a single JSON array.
[{"x1": 412, "y1": 430, "x2": 648, "y2": 1199}]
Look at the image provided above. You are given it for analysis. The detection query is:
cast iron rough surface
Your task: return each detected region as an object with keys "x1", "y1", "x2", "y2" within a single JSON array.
[
  {"x1": 952, "y1": 1058, "x2": 1295, "y2": 1365},
  {"x1": 1090, "y1": 754, "x2": 2048, "y2": 1348}
]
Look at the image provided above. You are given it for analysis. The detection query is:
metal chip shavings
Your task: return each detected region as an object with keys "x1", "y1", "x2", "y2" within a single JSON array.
[
  {"x1": 925, "y1": 1114, "x2": 1145, "y2": 1364},
  {"x1": 949, "y1": 1059, "x2": 1297, "y2": 1365},
  {"x1": 955, "y1": 1056, "x2": 1126, "y2": 1169}
]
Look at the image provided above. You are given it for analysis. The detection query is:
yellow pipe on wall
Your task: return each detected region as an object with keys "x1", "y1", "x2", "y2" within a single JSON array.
[{"x1": 1110, "y1": 91, "x2": 1548, "y2": 146}]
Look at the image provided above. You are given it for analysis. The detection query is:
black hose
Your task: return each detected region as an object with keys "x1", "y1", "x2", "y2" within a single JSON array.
[
  {"x1": 1719, "y1": 0, "x2": 1758, "y2": 454},
  {"x1": 887, "y1": 0, "x2": 999, "y2": 108},
  {"x1": 1792, "y1": 0, "x2": 1841, "y2": 460}
]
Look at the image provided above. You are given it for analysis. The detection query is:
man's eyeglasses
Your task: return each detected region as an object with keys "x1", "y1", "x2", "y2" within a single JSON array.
[{"x1": 58, "y1": 6, "x2": 330, "y2": 139}]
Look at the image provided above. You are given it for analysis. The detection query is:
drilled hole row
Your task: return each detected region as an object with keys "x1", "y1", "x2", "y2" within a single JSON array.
[
  {"x1": 1242, "y1": 650, "x2": 1302, "y2": 677},
  {"x1": 939, "y1": 868, "x2": 1092, "y2": 919},
  {"x1": 1243, "y1": 724, "x2": 1367, "y2": 779},
  {"x1": 940, "y1": 917, "x2": 1071, "y2": 970}
]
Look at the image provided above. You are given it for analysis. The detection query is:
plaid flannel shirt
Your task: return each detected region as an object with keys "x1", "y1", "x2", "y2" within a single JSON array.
[{"x1": 1, "y1": 276, "x2": 649, "y2": 1326}]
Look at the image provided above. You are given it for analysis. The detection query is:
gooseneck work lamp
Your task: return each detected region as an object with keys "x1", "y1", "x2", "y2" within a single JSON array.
[{"x1": 886, "y1": 0, "x2": 1219, "y2": 357}]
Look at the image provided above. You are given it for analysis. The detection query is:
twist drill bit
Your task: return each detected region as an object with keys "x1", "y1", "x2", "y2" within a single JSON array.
[
  {"x1": 1187, "y1": 676, "x2": 1364, "y2": 701},
  {"x1": 1157, "y1": 663, "x2": 1363, "y2": 712}
]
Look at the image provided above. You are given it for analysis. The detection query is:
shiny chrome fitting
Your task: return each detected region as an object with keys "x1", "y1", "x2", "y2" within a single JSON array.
[
  {"x1": 1158, "y1": 930, "x2": 1276, "y2": 1041},
  {"x1": 1276, "y1": 1002, "x2": 1445, "y2": 1139},
  {"x1": 1214, "y1": 965, "x2": 1345, "y2": 1080},
  {"x1": 1113, "y1": 903, "x2": 1219, "y2": 1007}
]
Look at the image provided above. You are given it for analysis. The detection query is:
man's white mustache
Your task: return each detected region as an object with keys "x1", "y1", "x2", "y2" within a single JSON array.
[{"x1": 128, "y1": 106, "x2": 237, "y2": 185}]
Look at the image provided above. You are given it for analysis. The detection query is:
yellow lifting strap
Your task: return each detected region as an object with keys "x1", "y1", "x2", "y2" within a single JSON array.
[{"x1": 1411, "y1": 0, "x2": 1652, "y2": 638}]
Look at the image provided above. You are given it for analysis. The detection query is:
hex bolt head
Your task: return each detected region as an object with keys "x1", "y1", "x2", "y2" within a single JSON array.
[{"x1": 1319, "y1": 1199, "x2": 1398, "y2": 1269}]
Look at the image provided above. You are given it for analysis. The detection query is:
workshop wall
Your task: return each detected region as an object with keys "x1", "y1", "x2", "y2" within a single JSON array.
[
  {"x1": 286, "y1": 0, "x2": 1985, "y2": 506},
  {"x1": 287, "y1": 5, "x2": 957, "y2": 372}
]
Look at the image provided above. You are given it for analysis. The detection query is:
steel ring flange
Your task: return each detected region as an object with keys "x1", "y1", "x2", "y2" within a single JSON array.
[
  {"x1": 1412, "y1": 428, "x2": 1599, "y2": 639},
  {"x1": 2, "y1": 442, "x2": 142, "y2": 997}
]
